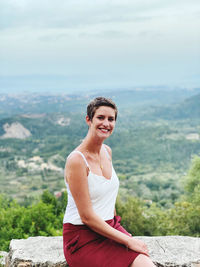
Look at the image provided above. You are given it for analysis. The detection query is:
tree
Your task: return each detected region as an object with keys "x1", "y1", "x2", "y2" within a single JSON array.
[
  {"x1": 0, "y1": 191, "x2": 67, "y2": 251},
  {"x1": 185, "y1": 156, "x2": 200, "y2": 197},
  {"x1": 116, "y1": 196, "x2": 147, "y2": 235}
]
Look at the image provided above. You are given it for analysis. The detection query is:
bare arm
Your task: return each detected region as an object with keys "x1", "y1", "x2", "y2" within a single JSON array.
[{"x1": 66, "y1": 153, "x2": 149, "y2": 256}]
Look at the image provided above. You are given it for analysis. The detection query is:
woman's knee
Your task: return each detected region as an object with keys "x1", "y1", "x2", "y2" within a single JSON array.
[{"x1": 130, "y1": 254, "x2": 156, "y2": 267}]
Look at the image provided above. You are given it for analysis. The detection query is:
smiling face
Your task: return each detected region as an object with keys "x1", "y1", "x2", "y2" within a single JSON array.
[{"x1": 87, "y1": 106, "x2": 116, "y2": 140}]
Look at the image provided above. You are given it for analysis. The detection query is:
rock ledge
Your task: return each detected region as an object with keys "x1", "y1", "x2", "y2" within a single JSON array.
[{"x1": 5, "y1": 236, "x2": 200, "y2": 267}]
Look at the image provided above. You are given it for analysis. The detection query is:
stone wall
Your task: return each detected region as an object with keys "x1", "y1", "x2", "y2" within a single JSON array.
[
  {"x1": 3, "y1": 236, "x2": 200, "y2": 267},
  {"x1": 0, "y1": 251, "x2": 8, "y2": 266}
]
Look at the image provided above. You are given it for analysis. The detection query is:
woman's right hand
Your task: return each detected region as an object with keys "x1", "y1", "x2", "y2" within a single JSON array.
[{"x1": 127, "y1": 237, "x2": 149, "y2": 256}]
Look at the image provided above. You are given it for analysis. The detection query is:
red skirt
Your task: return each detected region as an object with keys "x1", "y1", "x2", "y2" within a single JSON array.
[{"x1": 63, "y1": 216, "x2": 140, "y2": 267}]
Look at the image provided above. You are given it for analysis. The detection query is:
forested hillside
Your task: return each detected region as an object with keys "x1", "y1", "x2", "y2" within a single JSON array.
[
  {"x1": 0, "y1": 88, "x2": 200, "y2": 250},
  {"x1": 0, "y1": 89, "x2": 200, "y2": 206},
  {"x1": 0, "y1": 87, "x2": 200, "y2": 119},
  {"x1": 150, "y1": 93, "x2": 200, "y2": 120}
]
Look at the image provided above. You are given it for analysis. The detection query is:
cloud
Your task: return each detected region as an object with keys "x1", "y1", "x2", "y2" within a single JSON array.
[
  {"x1": 38, "y1": 33, "x2": 70, "y2": 42},
  {"x1": 1, "y1": 0, "x2": 199, "y2": 31},
  {"x1": 78, "y1": 30, "x2": 131, "y2": 39},
  {"x1": 0, "y1": 1, "x2": 149, "y2": 30},
  {"x1": 0, "y1": 0, "x2": 199, "y2": 89}
]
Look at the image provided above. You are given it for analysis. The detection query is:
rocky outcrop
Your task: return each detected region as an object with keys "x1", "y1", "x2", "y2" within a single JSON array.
[
  {"x1": 141, "y1": 236, "x2": 200, "y2": 267},
  {"x1": 1, "y1": 122, "x2": 31, "y2": 139},
  {"x1": 5, "y1": 236, "x2": 200, "y2": 267},
  {"x1": 6, "y1": 237, "x2": 66, "y2": 267}
]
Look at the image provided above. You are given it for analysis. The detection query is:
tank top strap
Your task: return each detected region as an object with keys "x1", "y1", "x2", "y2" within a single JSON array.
[
  {"x1": 103, "y1": 144, "x2": 111, "y2": 160},
  {"x1": 69, "y1": 150, "x2": 90, "y2": 169}
]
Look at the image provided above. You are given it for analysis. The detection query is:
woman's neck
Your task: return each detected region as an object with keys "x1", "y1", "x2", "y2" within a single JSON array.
[{"x1": 81, "y1": 133, "x2": 103, "y2": 155}]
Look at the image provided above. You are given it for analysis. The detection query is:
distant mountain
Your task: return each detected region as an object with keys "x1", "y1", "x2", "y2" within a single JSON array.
[
  {"x1": 99, "y1": 87, "x2": 200, "y2": 109},
  {"x1": 151, "y1": 93, "x2": 200, "y2": 120},
  {"x1": 0, "y1": 94, "x2": 89, "y2": 119},
  {"x1": 0, "y1": 87, "x2": 199, "y2": 119}
]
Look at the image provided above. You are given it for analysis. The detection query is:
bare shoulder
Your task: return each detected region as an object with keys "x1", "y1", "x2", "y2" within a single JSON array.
[
  {"x1": 104, "y1": 144, "x2": 112, "y2": 158},
  {"x1": 66, "y1": 151, "x2": 85, "y2": 169},
  {"x1": 65, "y1": 151, "x2": 88, "y2": 182}
]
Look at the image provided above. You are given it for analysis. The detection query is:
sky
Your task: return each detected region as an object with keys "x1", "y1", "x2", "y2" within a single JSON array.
[{"x1": 0, "y1": 0, "x2": 200, "y2": 94}]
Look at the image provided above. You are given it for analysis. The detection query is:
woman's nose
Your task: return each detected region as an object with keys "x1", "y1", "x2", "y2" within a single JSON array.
[{"x1": 102, "y1": 119, "x2": 109, "y2": 127}]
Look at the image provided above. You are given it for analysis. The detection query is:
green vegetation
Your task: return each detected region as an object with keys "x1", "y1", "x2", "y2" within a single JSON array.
[
  {"x1": 1, "y1": 110, "x2": 200, "y2": 205},
  {"x1": 0, "y1": 190, "x2": 67, "y2": 251},
  {"x1": 118, "y1": 155, "x2": 200, "y2": 236},
  {"x1": 0, "y1": 155, "x2": 199, "y2": 252},
  {"x1": 0, "y1": 90, "x2": 200, "y2": 251}
]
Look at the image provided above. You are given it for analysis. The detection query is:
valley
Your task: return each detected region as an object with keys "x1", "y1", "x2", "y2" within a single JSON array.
[{"x1": 0, "y1": 88, "x2": 200, "y2": 207}]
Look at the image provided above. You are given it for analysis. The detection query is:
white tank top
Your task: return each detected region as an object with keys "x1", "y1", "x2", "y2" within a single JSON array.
[{"x1": 63, "y1": 146, "x2": 119, "y2": 225}]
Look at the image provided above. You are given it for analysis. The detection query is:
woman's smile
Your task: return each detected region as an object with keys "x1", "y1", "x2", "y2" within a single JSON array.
[{"x1": 98, "y1": 128, "x2": 110, "y2": 133}]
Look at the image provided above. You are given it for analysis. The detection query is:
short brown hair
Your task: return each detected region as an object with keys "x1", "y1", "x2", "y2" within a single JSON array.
[{"x1": 87, "y1": 97, "x2": 118, "y2": 121}]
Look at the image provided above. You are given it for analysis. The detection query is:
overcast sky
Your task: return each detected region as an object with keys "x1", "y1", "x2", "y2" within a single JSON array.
[{"x1": 0, "y1": 0, "x2": 200, "y2": 93}]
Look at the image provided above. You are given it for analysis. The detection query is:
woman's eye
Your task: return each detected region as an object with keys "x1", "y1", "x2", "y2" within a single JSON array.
[
  {"x1": 97, "y1": 116, "x2": 114, "y2": 121},
  {"x1": 108, "y1": 118, "x2": 114, "y2": 121}
]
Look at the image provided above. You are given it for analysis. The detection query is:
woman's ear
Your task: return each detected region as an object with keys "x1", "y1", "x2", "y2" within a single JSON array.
[{"x1": 85, "y1": 115, "x2": 91, "y2": 127}]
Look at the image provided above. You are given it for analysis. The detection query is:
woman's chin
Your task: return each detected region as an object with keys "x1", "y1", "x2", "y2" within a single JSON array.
[{"x1": 98, "y1": 132, "x2": 112, "y2": 140}]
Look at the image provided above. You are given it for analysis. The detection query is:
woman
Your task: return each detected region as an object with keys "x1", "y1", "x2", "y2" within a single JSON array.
[{"x1": 63, "y1": 97, "x2": 155, "y2": 267}]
